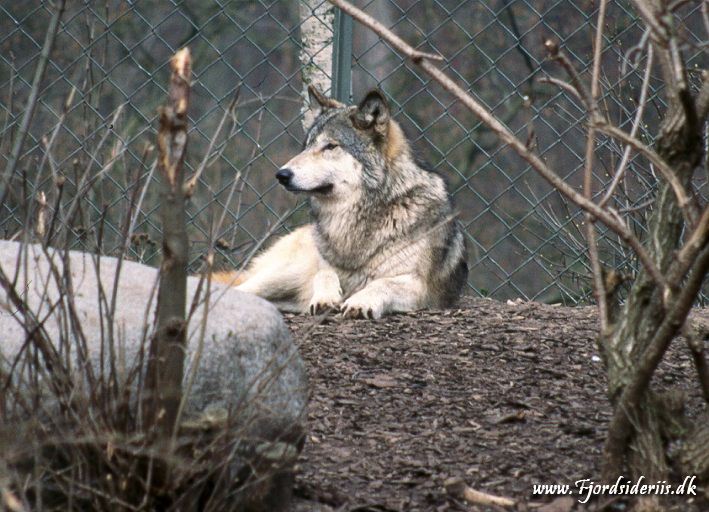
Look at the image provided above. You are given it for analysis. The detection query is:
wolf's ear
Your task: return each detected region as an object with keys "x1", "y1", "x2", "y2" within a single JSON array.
[
  {"x1": 352, "y1": 90, "x2": 390, "y2": 134},
  {"x1": 308, "y1": 84, "x2": 344, "y2": 112}
]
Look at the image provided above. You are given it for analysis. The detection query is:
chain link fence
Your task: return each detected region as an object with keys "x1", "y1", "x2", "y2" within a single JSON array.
[{"x1": 1, "y1": 0, "x2": 707, "y2": 304}]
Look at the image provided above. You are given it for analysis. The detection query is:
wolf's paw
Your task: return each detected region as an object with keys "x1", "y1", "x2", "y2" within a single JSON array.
[
  {"x1": 309, "y1": 299, "x2": 341, "y2": 315},
  {"x1": 342, "y1": 294, "x2": 385, "y2": 320},
  {"x1": 308, "y1": 291, "x2": 342, "y2": 315}
]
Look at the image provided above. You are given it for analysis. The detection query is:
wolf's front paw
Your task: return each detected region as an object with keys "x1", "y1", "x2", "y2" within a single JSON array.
[
  {"x1": 308, "y1": 291, "x2": 342, "y2": 315},
  {"x1": 308, "y1": 268, "x2": 342, "y2": 315},
  {"x1": 342, "y1": 292, "x2": 385, "y2": 320}
]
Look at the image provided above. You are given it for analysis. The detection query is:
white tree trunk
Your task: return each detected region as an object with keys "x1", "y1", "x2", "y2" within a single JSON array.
[{"x1": 299, "y1": 0, "x2": 334, "y2": 130}]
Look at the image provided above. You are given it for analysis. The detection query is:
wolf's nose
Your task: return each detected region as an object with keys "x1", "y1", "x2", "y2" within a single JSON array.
[{"x1": 276, "y1": 168, "x2": 293, "y2": 186}]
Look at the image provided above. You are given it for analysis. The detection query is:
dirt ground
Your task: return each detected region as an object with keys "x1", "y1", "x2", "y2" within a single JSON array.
[{"x1": 285, "y1": 296, "x2": 707, "y2": 512}]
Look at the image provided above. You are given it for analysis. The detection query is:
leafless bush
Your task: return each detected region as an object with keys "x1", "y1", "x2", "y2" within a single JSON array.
[{"x1": 0, "y1": 28, "x2": 301, "y2": 511}]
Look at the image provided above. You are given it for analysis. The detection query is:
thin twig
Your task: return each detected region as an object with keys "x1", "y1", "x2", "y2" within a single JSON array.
[
  {"x1": 217, "y1": 98, "x2": 262, "y2": 250},
  {"x1": 327, "y1": 0, "x2": 444, "y2": 62},
  {"x1": 585, "y1": 0, "x2": 609, "y2": 331},
  {"x1": 621, "y1": 28, "x2": 651, "y2": 76},
  {"x1": 0, "y1": 0, "x2": 67, "y2": 207},
  {"x1": 544, "y1": 40, "x2": 594, "y2": 112},
  {"x1": 545, "y1": 36, "x2": 694, "y2": 227},
  {"x1": 600, "y1": 44, "x2": 653, "y2": 207},
  {"x1": 175, "y1": 267, "x2": 211, "y2": 436},
  {"x1": 183, "y1": 86, "x2": 241, "y2": 199},
  {"x1": 537, "y1": 76, "x2": 583, "y2": 101},
  {"x1": 0, "y1": 258, "x2": 73, "y2": 403},
  {"x1": 545, "y1": 39, "x2": 693, "y2": 227},
  {"x1": 595, "y1": 120, "x2": 694, "y2": 226},
  {"x1": 703, "y1": 1, "x2": 709, "y2": 49},
  {"x1": 38, "y1": 88, "x2": 77, "y2": 182},
  {"x1": 54, "y1": 105, "x2": 126, "y2": 247},
  {"x1": 630, "y1": 0, "x2": 665, "y2": 41},
  {"x1": 522, "y1": 95, "x2": 536, "y2": 150},
  {"x1": 208, "y1": 207, "x2": 295, "y2": 303},
  {"x1": 0, "y1": 52, "x2": 17, "y2": 154},
  {"x1": 127, "y1": 158, "x2": 158, "y2": 244}
]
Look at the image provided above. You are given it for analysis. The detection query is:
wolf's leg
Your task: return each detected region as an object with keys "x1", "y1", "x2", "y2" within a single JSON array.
[
  {"x1": 235, "y1": 226, "x2": 317, "y2": 312},
  {"x1": 236, "y1": 260, "x2": 311, "y2": 304},
  {"x1": 342, "y1": 274, "x2": 425, "y2": 320},
  {"x1": 308, "y1": 259, "x2": 342, "y2": 314}
]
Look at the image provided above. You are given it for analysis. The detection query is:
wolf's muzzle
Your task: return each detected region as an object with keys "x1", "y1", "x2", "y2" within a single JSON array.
[{"x1": 276, "y1": 168, "x2": 293, "y2": 187}]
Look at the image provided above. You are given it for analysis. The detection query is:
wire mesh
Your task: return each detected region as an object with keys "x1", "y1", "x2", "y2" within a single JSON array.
[{"x1": 1, "y1": 0, "x2": 707, "y2": 305}]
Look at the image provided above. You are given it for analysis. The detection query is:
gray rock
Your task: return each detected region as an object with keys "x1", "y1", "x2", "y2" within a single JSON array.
[{"x1": 0, "y1": 240, "x2": 309, "y2": 510}]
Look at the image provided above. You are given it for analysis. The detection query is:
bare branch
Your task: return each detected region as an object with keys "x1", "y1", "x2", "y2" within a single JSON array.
[
  {"x1": 545, "y1": 36, "x2": 694, "y2": 226},
  {"x1": 537, "y1": 76, "x2": 583, "y2": 101},
  {"x1": 544, "y1": 40, "x2": 593, "y2": 112},
  {"x1": 184, "y1": 86, "x2": 241, "y2": 199},
  {"x1": 425, "y1": 57, "x2": 672, "y2": 291},
  {"x1": 630, "y1": 0, "x2": 665, "y2": 40},
  {"x1": 327, "y1": 0, "x2": 444, "y2": 63},
  {"x1": 0, "y1": 0, "x2": 67, "y2": 207},
  {"x1": 595, "y1": 121, "x2": 695, "y2": 226},
  {"x1": 544, "y1": 28, "x2": 695, "y2": 227},
  {"x1": 584, "y1": 0, "x2": 610, "y2": 331},
  {"x1": 600, "y1": 45, "x2": 654, "y2": 207},
  {"x1": 703, "y1": 2, "x2": 709, "y2": 51},
  {"x1": 444, "y1": 477, "x2": 515, "y2": 507}
]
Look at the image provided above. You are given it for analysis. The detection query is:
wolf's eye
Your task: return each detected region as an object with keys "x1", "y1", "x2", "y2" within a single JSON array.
[{"x1": 322, "y1": 141, "x2": 339, "y2": 151}]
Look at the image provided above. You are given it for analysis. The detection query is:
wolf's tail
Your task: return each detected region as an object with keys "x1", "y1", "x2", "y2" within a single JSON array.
[{"x1": 210, "y1": 270, "x2": 248, "y2": 286}]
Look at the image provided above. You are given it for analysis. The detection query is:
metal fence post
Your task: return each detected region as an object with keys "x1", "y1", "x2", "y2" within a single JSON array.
[{"x1": 331, "y1": 8, "x2": 353, "y2": 103}]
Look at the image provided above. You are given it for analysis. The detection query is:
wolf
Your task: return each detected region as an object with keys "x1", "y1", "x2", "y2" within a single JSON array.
[{"x1": 214, "y1": 86, "x2": 468, "y2": 319}]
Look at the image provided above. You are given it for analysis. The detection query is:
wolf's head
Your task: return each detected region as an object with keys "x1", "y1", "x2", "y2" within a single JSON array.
[{"x1": 276, "y1": 86, "x2": 409, "y2": 201}]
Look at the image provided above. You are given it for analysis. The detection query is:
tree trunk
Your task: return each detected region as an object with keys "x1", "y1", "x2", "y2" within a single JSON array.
[
  {"x1": 145, "y1": 48, "x2": 192, "y2": 439},
  {"x1": 299, "y1": 0, "x2": 334, "y2": 129},
  {"x1": 599, "y1": 21, "x2": 703, "y2": 479}
]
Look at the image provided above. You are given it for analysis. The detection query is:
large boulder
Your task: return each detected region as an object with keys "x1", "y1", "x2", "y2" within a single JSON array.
[{"x1": 0, "y1": 240, "x2": 309, "y2": 510}]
